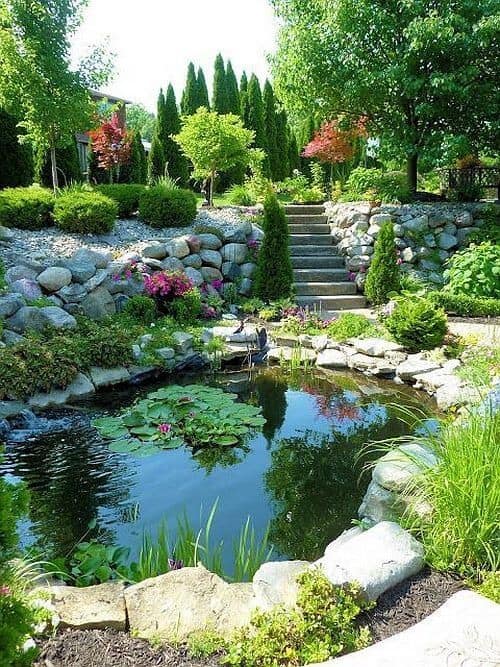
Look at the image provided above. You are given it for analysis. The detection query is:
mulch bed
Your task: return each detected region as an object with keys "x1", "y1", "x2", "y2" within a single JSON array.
[
  {"x1": 35, "y1": 569, "x2": 466, "y2": 666},
  {"x1": 361, "y1": 567, "x2": 467, "y2": 642},
  {"x1": 34, "y1": 629, "x2": 222, "y2": 667}
]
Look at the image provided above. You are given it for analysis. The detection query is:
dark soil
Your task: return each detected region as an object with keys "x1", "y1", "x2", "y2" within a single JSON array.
[
  {"x1": 35, "y1": 569, "x2": 466, "y2": 666},
  {"x1": 34, "y1": 629, "x2": 222, "y2": 667},
  {"x1": 361, "y1": 567, "x2": 467, "y2": 642}
]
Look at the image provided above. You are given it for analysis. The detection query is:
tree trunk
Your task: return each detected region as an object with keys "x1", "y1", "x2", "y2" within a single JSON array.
[
  {"x1": 407, "y1": 153, "x2": 418, "y2": 195},
  {"x1": 209, "y1": 171, "x2": 215, "y2": 207},
  {"x1": 50, "y1": 145, "x2": 59, "y2": 192}
]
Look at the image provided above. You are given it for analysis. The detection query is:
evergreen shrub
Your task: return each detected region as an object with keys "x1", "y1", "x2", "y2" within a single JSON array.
[
  {"x1": 139, "y1": 185, "x2": 197, "y2": 228},
  {"x1": 96, "y1": 184, "x2": 146, "y2": 218},
  {"x1": 54, "y1": 190, "x2": 117, "y2": 234},
  {"x1": 384, "y1": 296, "x2": 447, "y2": 352},
  {"x1": 341, "y1": 168, "x2": 411, "y2": 203},
  {"x1": 254, "y1": 194, "x2": 293, "y2": 301},
  {"x1": 429, "y1": 291, "x2": 500, "y2": 317},
  {"x1": 0, "y1": 186, "x2": 54, "y2": 230},
  {"x1": 364, "y1": 221, "x2": 401, "y2": 304}
]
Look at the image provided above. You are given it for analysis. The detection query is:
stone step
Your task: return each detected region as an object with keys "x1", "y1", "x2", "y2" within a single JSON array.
[
  {"x1": 293, "y1": 268, "x2": 349, "y2": 282},
  {"x1": 286, "y1": 214, "x2": 328, "y2": 225},
  {"x1": 290, "y1": 245, "x2": 338, "y2": 256},
  {"x1": 294, "y1": 282, "x2": 358, "y2": 296},
  {"x1": 287, "y1": 224, "x2": 330, "y2": 234},
  {"x1": 291, "y1": 255, "x2": 345, "y2": 268},
  {"x1": 289, "y1": 234, "x2": 332, "y2": 246},
  {"x1": 285, "y1": 204, "x2": 325, "y2": 216},
  {"x1": 296, "y1": 295, "x2": 367, "y2": 309}
]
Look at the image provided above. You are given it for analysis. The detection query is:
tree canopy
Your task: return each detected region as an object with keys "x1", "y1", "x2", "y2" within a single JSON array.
[
  {"x1": 126, "y1": 104, "x2": 155, "y2": 142},
  {"x1": 271, "y1": 0, "x2": 500, "y2": 190}
]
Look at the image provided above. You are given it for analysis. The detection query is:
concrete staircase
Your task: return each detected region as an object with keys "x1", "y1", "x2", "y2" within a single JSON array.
[{"x1": 286, "y1": 204, "x2": 366, "y2": 310}]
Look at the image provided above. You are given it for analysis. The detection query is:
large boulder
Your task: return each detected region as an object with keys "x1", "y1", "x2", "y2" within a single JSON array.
[
  {"x1": 73, "y1": 248, "x2": 112, "y2": 269},
  {"x1": 6, "y1": 306, "x2": 46, "y2": 332},
  {"x1": 350, "y1": 338, "x2": 404, "y2": 358},
  {"x1": 45, "y1": 582, "x2": 126, "y2": 630},
  {"x1": 320, "y1": 521, "x2": 424, "y2": 601},
  {"x1": 198, "y1": 233, "x2": 222, "y2": 250},
  {"x1": 316, "y1": 349, "x2": 348, "y2": 369},
  {"x1": 396, "y1": 355, "x2": 441, "y2": 381},
  {"x1": 184, "y1": 267, "x2": 203, "y2": 287},
  {"x1": 124, "y1": 566, "x2": 257, "y2": 641},
  {"x1": 81, "y1": 287, "x2": 116, "y2": 320},
  {"x1": 0, "y1": 294, "x2": 25, "y2": 318},
  {"x1": 165, "y1": 238, "x2": 190, "y2": 259},
  {"x1": 60, "y1": 258, "x2": 96, "y2": 283},
  {"x1": 253, "y1": 560, "x2": 310, "y2": 610},
  {"x1": 39, "y1": 306, "x2": 77, "y2": 329},
  {"x1": 358, "y1": 480, "x2": 402, "y2": 524},
  {"x1": 6, "y1": 265, "x2": 39, "y2": 283},
  {"x1": 142, "y1": 243, "x2": 167, "y2": 260},
  {"x1": 37, "y1": 267, "x2": 72, "y2": 292},
  {"x1": 57, "y1": 283, "x2": 88, "y2": 304},
  {"x1": 201, "y1": 266, "x2": 223, "y2": 283},
  {"x1": 161, "y1": 257, "x2": 184, "y2": 272},
  {"x1": 183, "y1": 254, "x2": 202, "y2": 269},
  {"x1": 222, "y1": 243, "x2": 248, "y2": 264},
  {"x1": 90, "y1": 367, "x2": 130, "y2": 388},
  {"x1": 372, "y1": 443, "x2": 437, "y2": 493},
  {"x1": 9, "y1": 278, "x2": 43, "y2": 300},
  {"x1": 200, "y1": 248, "x2": 223, "y2": 269}
]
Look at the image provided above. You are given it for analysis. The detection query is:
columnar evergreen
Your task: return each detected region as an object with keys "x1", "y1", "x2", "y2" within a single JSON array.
[
  {"x1": 364, "y1": 221, "x2": 401, "y2": 305},
  {"x1": 225, "y1": 60, "x2": 240, "y2": 115},
  {"x1": 275, "y1": 110, "x2": 289, "y2": 180},
  {"x1": 263, "y1": 80, "x2": 279, "y2": 181},
  {"x1": 246, "y1": 75, "x2": 269, "y2": 175},
  {"x1": 196, "y1": 67, "x2": 210, "y2": 110},
  {"x1": 0, "y1": 108, "x2": 33, "y2": 188},
  {"x1": 163, "y1": 84, "x2": 189, "y2": 185},
  {"x1": 181, "y1": 62, "x2": 199, "y2": 116},
  {"x1": 148, "y1": 89, "x2": 166, "y2": 181},
  {"x1": 119, "y1": 131, "x2": 147, "y2": 184},
  {"x1": 240, "y1": 71, "x2": 249, "y2": 124},
  {"x1": 212, "y1": 53, "x2": 228, "y2": 114}
]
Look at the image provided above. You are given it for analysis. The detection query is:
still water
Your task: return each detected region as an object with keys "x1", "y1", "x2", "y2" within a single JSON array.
[{"x1": 1, "y1": 367, "x2": 433, "y2": 566}]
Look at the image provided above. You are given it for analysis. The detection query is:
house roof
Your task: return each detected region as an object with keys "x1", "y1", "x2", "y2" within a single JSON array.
[{"x1": 89, "y1": 89, "x2": 134, "y2": 105}]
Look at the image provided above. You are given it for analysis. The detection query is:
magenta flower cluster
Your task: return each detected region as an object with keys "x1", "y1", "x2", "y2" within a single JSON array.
[
  {"x1": 112, "y1": 260, "x2": 146, "y2": 282},
  {"x1": 144, "y1": 271, "x2": 193, "y2": 300}
]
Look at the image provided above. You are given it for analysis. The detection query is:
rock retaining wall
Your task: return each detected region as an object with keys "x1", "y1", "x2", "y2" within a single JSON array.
[{"x1": 325, "y1": 201, "x2": 492, "y2": 288}]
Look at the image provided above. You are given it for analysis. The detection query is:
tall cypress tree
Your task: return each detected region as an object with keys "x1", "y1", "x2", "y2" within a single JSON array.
[
  {"x1": 275, "y1": 110, "x2": 289, "y2": 181},
  {"x1": 225, "y1": 60, "x2": 240, "y2": 115},
  {"x1": 148, "y1": 89, "x2": 166, "y2": 181},
  {"x1": 181, "y1": 62, "x2": 199, "y2": 115},
  {"x1": 196, "y1": 67, "x2": 210, "y2": 110},
  {"x1": 120, "y1": 131, "x2": 146, "y2": 184},
  {"x1": 163, "y1": 84, "x2": 189, "y2": 185},
  {"x1": 0, "y1": 108, "x2": 33, "y2": 188},
  {"x1": 240, "y1": 71, "x2": 249, "y2": 125},
  {"x1": 263, "y1": 80, "x2": 279, "y2": 181},
  {"x1": 212, "y1": 53, "x2": 228, "y2": 114},
  {"x1": 246, "y1": 75, "x2": 269, "y2": 175},
  {"x1": 287, "y1": 128, "x2": 300, "y2": 174}
]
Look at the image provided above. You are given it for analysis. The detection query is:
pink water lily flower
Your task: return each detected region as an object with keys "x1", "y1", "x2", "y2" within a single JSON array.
[{"x1": 158, "y1": 423, "x2": 172, "y2": 434}]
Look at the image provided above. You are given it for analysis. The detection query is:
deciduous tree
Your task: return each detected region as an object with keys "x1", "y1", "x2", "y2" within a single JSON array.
[{"x1": 89, "y1": 115, "x2": 131, "y2": 183}]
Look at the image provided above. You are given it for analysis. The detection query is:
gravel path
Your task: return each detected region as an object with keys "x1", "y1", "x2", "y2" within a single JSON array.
[{"x1": 0, "y1": 208, "x2": 256, "y2": 268}]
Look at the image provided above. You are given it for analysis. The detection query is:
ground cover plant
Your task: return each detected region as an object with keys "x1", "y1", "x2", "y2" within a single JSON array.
[{"x1": 92, "y1": 384, "x2": 266, "y2": 456}]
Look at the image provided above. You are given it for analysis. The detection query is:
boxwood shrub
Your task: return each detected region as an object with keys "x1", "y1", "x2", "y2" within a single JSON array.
[
  {"x1": 384, "y1": 296, "x2": 447, "y2": 352},
  {"x1": 139, "y1": 185, "x2": 197, "y2": 228},
  {"x1": 96, "y1": 184, "x2": 146, "y2": 218},
  {"x1": 0, "y1": 186, "x2": 54, "y2": 230},
  {"x1": 54, "y1": 190, "x2": 117, "y2": 234},
  {"x1": 429, "y1": 291, "x2": 500, "y2": 318}
]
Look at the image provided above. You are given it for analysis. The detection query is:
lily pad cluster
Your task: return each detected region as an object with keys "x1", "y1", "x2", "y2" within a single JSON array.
[{"x1": 92, "y1": 384, "x2": 266, "y2": 456}]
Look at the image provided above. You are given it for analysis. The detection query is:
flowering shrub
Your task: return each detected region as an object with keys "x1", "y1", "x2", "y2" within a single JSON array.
[
  {"x1": 144, "y1": 271, "x2": 193, "y2": 303},
  {"x1": 112, "y1": 259, "x2": 147, "y2": 282}
]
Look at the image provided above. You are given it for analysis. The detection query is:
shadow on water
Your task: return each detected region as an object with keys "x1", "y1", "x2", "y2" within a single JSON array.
[{"x1": 1, "y1": 366, "x2": 434, "y2": 562}]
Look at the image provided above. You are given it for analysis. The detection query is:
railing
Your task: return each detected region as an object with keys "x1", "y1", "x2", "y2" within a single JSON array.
[{"x1": 439, "y1": 166, "x2": 500, "y2": 199}]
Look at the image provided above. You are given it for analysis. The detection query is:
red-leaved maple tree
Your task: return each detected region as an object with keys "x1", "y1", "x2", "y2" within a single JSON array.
[
  {"x1": 89, "y1": 115, "x2": 131, "y2": 182},
  {"x1": 302, "y1": 117, "x2": 368, "y2": 164}
]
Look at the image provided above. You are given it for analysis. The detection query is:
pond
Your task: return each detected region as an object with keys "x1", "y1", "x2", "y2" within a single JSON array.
[{"x1": 1, "y1": 367, "x2": 434, "y2": 572}]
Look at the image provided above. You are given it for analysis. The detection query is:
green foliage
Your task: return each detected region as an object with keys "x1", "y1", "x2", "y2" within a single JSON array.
[
  {"x1": 403, "y1": 410, "x2": 500, "y2": 575},
  {"x1": 174, "y1": 108, "x2": 255, "y2": 205},
  {"x1": 0, "y1": 565, "x2": 40, "y2": 667},
  {"x1": 139, "y1": 184, "x2": 197, "y2": 228},
  {"x1": 254, "y1": 193, "x2": 293, "y2": 300},
  {"x1": 429, "y1": 291, "x2": 500, "y2": 318},
  {"x1": 456, "y1": 344, "x2": 500, "y2": 389},
  {"x1": 272, "y1": 0, "x2": 499, "y2": 189},
  {"x1": 0, "y1": 108, "x2": 33, "y2": 188},
  {"x1": 147, "y1": 105, "x2": 166, "y2": 185},
  {"x1": 163, "y1": 84, "x2": 189, "y2": 185},
  {"x1": 120, "y1": 131, "x2": 147, "y2": 185},
  {"x1": 364, "y1": 222, "x2": 401, "y2": 305},
  {"x1": 0, "y1": 450, "x2": 28, "y2": 559},
  {"x1": 468, "y1": 205, "x2": 500, "y2": 245},
  {"x1": 41, "y1": 138, "x2": 81, "y2": 187},
  {"x1": 196, "y1": 67, "x2": 211, "y2": 111},
  {"x1": 126, "y1": 104, "x2": 156, "y2": 142},
  {"x1": 327, "y1": 312, "x2": 380, "y2": 342},
  {"x1": 122, "y1": 295, "x2": 157, "y2": 324},
  {"x1": 246, "y1": 75, "x2": 269, "y2": 176},
  {"x1": 384, "y1": 296, "x2": 447, "y2": 352},
  {"x1": 443, "y1": 242, "x2": 500, "y2": 299},
  {"x1": 0, "y1": 185, "x2": 54, "y2": 229},
  {"x1": 341, "y1": 168, "x2": 410, "y2": 203},
  {"x1": 263, "y1": 80, "x2": 279, "y2": 181},
  {"x1": 213, "y1": 53, "x2": 229, "y2": 114},
  {"x1": 49, "y1": 540, "x2": 130, "y2": 587},
  {"x1": 181, "y1": 62, "x2": 200, "y2": 116},
  {"x1": 73, "y1": 318, "x2": 135, "y2": 369},
  {"x1": 188, "y1": 629, "x2": 226, "y2": 659},
  {"x1": 278, "y1": 171, "x2": 324, "y2": 203},
  {"x1": 225, "y1": 61, "x2": 240, "y2": 116},
  {"x1": 226, "y1": 184, "x2": 256, "y2": 206},
  {"x1": 224, "y1": 569, "x2": 370, "y2": 666},
  {"x1": 92, "y1": 384, "x2": 265, "y2": 457},
  {"x1": 96, "y1": 183, "x2": 146, "y2": 217},
  {"x1": 472, "y1": 571, "x2": 500, "y2": 604},
  {"x1": 168, "y1": 289, "x2": 202, "y2": 324},
  {"x1": 53, "y1": 189, "x2": 117, "y2": 233}
]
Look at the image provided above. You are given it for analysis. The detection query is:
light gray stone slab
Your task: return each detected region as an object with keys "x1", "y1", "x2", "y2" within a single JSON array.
[
  {"x1": 253, "y1": 560, "x2": 310, "y2": 610},
  {"x1": 90, "y1": 366, "x2": 130, "y2": 388},
  {"x1": 47, "y1": 582, "x2": 126, "y2": 630}
]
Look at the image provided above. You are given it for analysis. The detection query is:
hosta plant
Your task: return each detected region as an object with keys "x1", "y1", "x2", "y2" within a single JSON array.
[{"x1": 93, "y1": 384, "x2": 266, "y2": 456}]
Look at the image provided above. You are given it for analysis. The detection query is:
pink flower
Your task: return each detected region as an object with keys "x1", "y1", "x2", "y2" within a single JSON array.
[
  {"x1": 158, "y1": 423, "x2": 172, "y2": 434},
  {"x1": 397, "y1": 258, "x2": 403, "y2": 265},
  {"x1": 0, "y1": 585, "x2": 11, "y2": 596},
  {"x1": 211, "y1": 279, "x2": 223, "y2": 291}
]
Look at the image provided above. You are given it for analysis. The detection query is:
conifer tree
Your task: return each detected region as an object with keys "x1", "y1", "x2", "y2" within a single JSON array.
[
  {"x1": 246, "y1": 74, "x2": 269, "y2": 175},
  {"x1": 225, "y1": 60, "x2": 240, "y2": 115},
  {"x1": 163, "y1": 84, "x2": 189, "y2": 185},
  {"x1": 119, "y1": 131, "x2": 146, "y2": 183},
  {"x1": 254, "y1": 193, "x2": 293, "y2": 301},
  {"x1": 148, "y1": 89, "x2": 166, "y2": 181},
  {"x1": 181, "y1": 62, "x2": 199, "y2": 115},
  {"x1": 212, "y1": 53, "x2": 228, "y2": 114},
  {"x1": 0, "y1": 108, "x2": 33, "y2": 188},
  {"x1": 275, "y1": 110, "x2": 289, "y2": 181},
  {"x1": 263, "y1": 80, "x2": 279, "y2": 181},
  {"x1": 196, "y1": 67, "x2": 210, "y2": 110},
  {"x1": 240, "y1": 71, "x2": 249, "y2": 124},
  {"x1": 364, "y1": 222, "x2": 401, "y2": 305}
]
